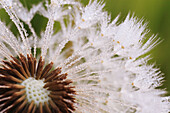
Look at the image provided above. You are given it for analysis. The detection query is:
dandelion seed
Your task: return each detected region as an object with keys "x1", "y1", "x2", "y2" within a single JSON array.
[{"x1": 0, "y1": 0, "x2": 169, "y2": 113}]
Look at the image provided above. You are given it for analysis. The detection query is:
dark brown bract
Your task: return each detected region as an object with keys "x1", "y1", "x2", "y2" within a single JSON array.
[{"x1": 0, "y1": 54, "x2": 76, "y2": 113}]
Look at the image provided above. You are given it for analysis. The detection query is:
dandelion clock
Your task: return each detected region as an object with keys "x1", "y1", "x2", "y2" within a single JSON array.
[{"x1": 0, "y1": 0, "x2": 169, "y2": 113}]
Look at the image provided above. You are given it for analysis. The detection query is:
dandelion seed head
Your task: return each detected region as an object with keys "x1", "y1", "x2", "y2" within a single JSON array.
[
  {"x1": 0, "y1": 0, "x2": 169, "y2": 112},
  {"x1": 0, "y1": 54, "x2": 76, "y2": 112}
]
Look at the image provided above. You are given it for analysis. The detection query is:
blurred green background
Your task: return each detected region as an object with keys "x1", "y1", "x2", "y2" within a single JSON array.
[
  {"x1": 82, "y1": 0, "x2": 170, "y2": 93},
  {"x1": 1, "y1": 0, "x2": 170, "y2": 93}
]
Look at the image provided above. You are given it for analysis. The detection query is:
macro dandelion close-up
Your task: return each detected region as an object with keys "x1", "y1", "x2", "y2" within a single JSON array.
[{"x1": 0, "y1": 0, "x2": 169, "y2": 113}]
